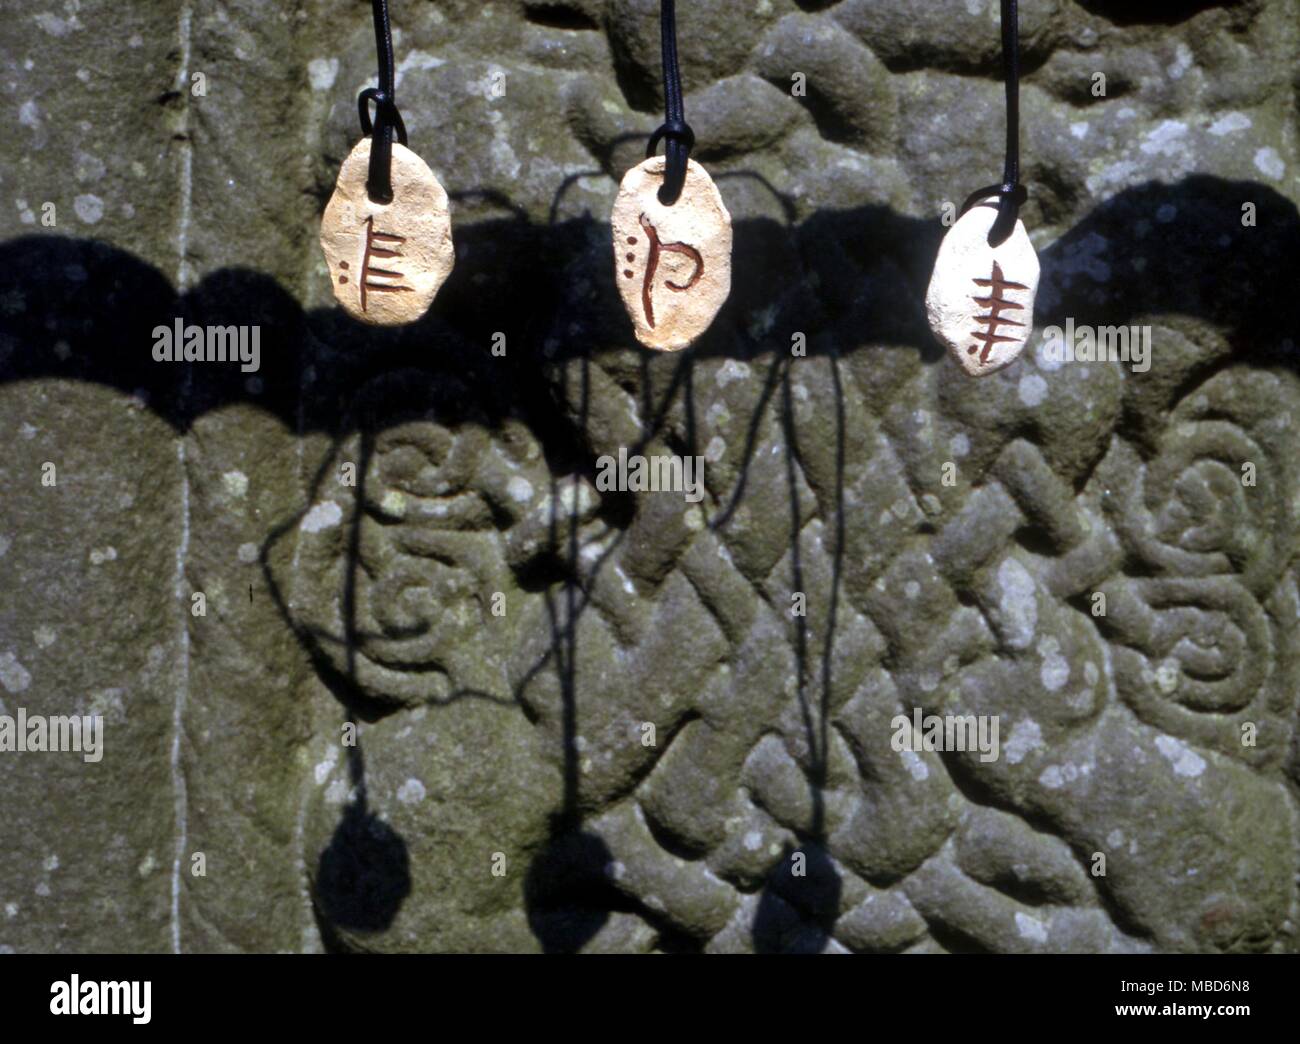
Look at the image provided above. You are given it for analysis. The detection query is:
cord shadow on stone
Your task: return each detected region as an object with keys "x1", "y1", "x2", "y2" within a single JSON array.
[{"x1": 1, "y1": 172, "x2": 1297, "y2": 952}]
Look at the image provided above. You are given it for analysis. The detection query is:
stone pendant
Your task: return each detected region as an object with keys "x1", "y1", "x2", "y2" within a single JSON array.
[
  {"x1": 611, "y1": 157, "x2": 732, "y2": 351},
  {"x1": 925, "y1": 196, "x2": 1039, "y2": 377},
  {"x1": 320, "y1": 137, "x2": 454, "y2": 325}
]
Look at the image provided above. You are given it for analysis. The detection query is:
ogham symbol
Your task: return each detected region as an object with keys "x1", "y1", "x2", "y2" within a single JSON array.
[
  {"x1": 357, "y1": 215, "x2": 414, "y2": 312},
  {"x1": 969, "y1": 260, "x2": 1028, "y2": 364},
  {"x1": 632, "y1": 213, "x2": 704, "y2": 329}
]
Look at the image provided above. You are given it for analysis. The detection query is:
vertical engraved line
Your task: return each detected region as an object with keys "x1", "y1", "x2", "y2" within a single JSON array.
[
  {"x1": 170, "y1": 1, "x2": 194, "y2": 956},
  {"x1": 290, "y1": 290, "x2": 313, "y2": 952},
  {"x1": 170, "y1": 439, "x2": 191, "y2": 956},
  {"x1": 174, "y1": 4, "x2": 194, "y2": 291},
  {"x1": 360, "y1": 216, "x2": 374, "y2": 312},
  {"x1": 295, "y1": 0, "x2": 326, "y2": 953},
  {"x1": 638, "y1": 214, "x2": 661, "y2": 328}
]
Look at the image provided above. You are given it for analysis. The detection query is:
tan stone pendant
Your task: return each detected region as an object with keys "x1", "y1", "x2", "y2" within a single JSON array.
[
  {"x1": 611, "y1": 157, "x2": 732, "y2": 351},
  {"x1": 926, "y1": 197, "x2": 1039, "y2": 377},
  {"x1": 320, "y1": 137, "x2": 454, "y2": 325}
]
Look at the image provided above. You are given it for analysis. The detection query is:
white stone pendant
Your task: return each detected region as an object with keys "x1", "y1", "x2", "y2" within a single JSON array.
[
  {"x1": 611, "y1": 157, "x2": 732, "y2": 351},
  {"x1": 320, "y1": 137, "x2": 454, "y2": 325},
  {"x1": 925, "y1": 196, "x2": 1039, "y2": 377}
]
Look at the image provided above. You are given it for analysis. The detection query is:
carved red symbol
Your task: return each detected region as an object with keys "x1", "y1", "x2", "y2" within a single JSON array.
[
  {"x1": 969, "y1": 260, "x2": 1028, "y2": 363},
  {"x1": 632, "y1": 213, "x2": 704, "y2": 329},
  {"x1": 358, "y1": 216, "x2": 414, "y2": 312}
]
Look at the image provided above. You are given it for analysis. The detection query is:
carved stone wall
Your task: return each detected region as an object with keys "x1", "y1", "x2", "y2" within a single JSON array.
[{"x1": 0, "y1": 0, "x2": 1298, "y2": 953}]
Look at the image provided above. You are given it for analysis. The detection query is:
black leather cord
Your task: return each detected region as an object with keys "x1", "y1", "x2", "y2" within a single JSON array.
[
  {"x1": 961, "y1": 181, "x2": 1027, "y2": 218},
  {"x1": 646, "y1": 0, "x2": 694, "y2": 206},
  {"x1": 988, "y1": 0, "x2": 1022, "y2": 246},
  {"x1": 358, "y1": 0, "x2": 407, "y2": 204}
]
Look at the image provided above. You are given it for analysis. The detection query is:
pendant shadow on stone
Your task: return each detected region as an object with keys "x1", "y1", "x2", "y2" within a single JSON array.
[
  {"x1": 313, "y1": 742, "x2": 412, "y2": 941},
  {"x1": 753, "y1": 842, "x2": 842, "y2": 954},
  {"x1": 3, "y1": 172, "x2": 1299, "y2": 952}
]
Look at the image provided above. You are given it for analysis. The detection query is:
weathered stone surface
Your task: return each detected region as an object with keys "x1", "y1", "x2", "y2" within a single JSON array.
[
  {"x1": 0, "y1": 383, "x2": 179, "y2": 953},
  {"x1": 752, "y1": 12, "x2": 898, "y2": 151},
  {"x1": 1, "y1": 0, "x2": 1299, "y2": 956}
]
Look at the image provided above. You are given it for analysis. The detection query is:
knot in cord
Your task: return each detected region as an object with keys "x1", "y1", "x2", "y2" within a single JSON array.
[{"x1": 357, "y1": 0, "x2": 406, "y2": 205}]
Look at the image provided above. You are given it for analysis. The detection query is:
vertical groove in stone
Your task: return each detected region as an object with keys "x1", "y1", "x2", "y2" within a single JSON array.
[
  {"x1": 170, "y1": 438, "x2": 192, "y2": 955},
  {"x1": 170, "y1": 0, "x2": 195, "y2": 956}
]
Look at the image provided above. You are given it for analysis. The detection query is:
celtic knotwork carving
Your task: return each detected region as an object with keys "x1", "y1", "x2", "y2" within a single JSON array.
[
  {"x1": 283, "y1": 336, "x2": 1299, "y2": 955},
  {"x1": 2, "y1": 0, "x2": 1298, "y2": 960},
  {"x1": 270, "y1": 370, "x2": 599, "y2": 708},
  {"x1": 1095, "y1": 369, "x2": 1297, "y2": 769}
]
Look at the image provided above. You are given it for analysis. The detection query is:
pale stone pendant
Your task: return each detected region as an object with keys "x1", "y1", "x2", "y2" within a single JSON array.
[
  {"x1": 611, "y1": 157, "x2": 732, "y2": 351},
  {"x1": 925, "y1": 197, "x2": 1039, "y2": 377},
  {"x1": 320, "y1": 137, "x2": 454, "y2": 325}
]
